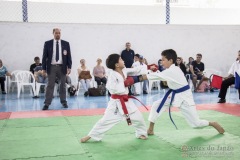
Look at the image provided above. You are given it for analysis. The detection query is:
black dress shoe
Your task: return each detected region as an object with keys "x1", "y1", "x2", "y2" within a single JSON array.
[
  {"x1": 63, "y1": 104, "x2": 68, "y2": 108},
  {"x1": 2, "y1": 91, "x2": 6, "y2": 94},
  {"x1": 143, "y1": 91, "x2": 148, "y2": 94},
  {"x1": 217, "y1": 99, "x2": 226, "y2": 103},
  {"x1": 42, "y1": 105, "x2": 49, "y2": 110}
]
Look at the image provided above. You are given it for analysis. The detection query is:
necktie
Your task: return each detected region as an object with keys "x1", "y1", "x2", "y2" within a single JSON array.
[{"x1": 56, "y1": 41, "x2": 59, "y2": 62}]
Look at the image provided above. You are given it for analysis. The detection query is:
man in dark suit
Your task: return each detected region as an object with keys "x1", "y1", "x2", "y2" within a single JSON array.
[
  {"x1": 121, "y1": 42, "x2": 135, "y2": 95},
  {"x1": 42, "y1": 28, "x2": 72, "y2": 110}
]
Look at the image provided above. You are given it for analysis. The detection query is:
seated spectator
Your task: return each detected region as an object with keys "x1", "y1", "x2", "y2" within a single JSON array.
[
  {"x1": 196, "y1": 77, "x2": 210, "y2": 92},
  {"x1": 93, "y1": 58, "x2": 107, "y2": 86},
  {"x1": 78, "y1": 59, "x2": 91, "y2": 96},
  {"x1": 34, "y1": 66, "x2": 48, "y2": 83},
  {"x1": 175, "y1": 57, "x2": 187, "y2": 75},
  {"x1": 218, "y1": 51, "x2": 240, "y2": 103},
  {"x1": 158, "y1": 59, "x2": 165, "y2": 72},
  {"x1": 0, "y1": 59, "x2": 11, "y2": 94},
  {"x1": 30, "y1": 57, "x2": 41, "y2": 74},
  {"x1": 143, "y1": 58, "x2": 148, "y2": 65},
  {"x1": 157, "y1": 59, "x2": 168, "y2": 89},
  {"x1": 186, "y1": 57, "x2": 194, "y2": 74},
  {"x1": 190, "y1": 53, "x2": 205, "y2": 91}
]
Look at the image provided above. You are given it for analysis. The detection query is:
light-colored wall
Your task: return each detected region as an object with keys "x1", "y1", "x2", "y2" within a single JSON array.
[{"x1": 0, "y1": 22, "x2": 239, "y2": 82}]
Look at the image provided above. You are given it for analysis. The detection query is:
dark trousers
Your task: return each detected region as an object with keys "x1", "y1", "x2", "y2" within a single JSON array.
[
  {"x1": 218, "y1": 77, "x2": 240, "y2": 99},
  {"x1": 44, "y1": 65, "x2": 67, "y2": 106},
  {"x1": 0, "y1": 77, "x2": 6, "y2": 92},
  {"x1": 94, "y1": 77, "x2": 107, "y2": 86}
]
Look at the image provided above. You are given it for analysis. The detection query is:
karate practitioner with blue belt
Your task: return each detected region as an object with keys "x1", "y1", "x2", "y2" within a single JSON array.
[{"x1": 145, "y1": 49, "x2": 225, "y2": 135}]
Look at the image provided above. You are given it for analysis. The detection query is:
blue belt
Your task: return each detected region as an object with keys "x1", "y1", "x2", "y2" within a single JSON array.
[{"x1": 157, "y1": 85, "x2": 190, "y2": 129}]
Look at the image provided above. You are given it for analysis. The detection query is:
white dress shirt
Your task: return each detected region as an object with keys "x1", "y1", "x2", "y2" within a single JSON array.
[
  {"x1": 228, "y1": 60, "x2": 240, "y2": 76},
  {"x1": 51, "y1": 39, "x2": 62, "y2": 64}
]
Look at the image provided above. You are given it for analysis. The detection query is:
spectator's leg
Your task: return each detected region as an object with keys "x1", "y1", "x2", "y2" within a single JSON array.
[
  {"x1": 101, "y1": 77, "x2": 107, "y2": 85},
  {"x1": 192, "y1": 75, "x2": 197, "y2": 91},
  {"x1": 80, "y1": 79, "x2": 87, "y2": 92},
  {"x1": 94, "y1": 77, "x2": 101, "y2": 86},
  {"x1": 218, "y1": 77, "x2": 235, "y2": 101},
  {"x1": 0, "y1": 77, "x2": 6, "y2": 93},
  {"x1": 143, "y1": 80, "x2": 148, "y2": 93},
  {"x1": 38, "y1": 76, "x2": 44, "y2": 83},
  {"x1": 86, "y1": 79, "x2": 91, "y2": 89},
  {"x1": 238, "y1": 88, "x2": 240, "y2": 99},
  {"x1": 196, "y1": 75, "x2": 205, "y2": 90}
]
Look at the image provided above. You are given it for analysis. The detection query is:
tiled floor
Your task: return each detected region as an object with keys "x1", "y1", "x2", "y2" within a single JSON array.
[{"x1": 0, "y1": 88, "x2": 239, "y2": 112}]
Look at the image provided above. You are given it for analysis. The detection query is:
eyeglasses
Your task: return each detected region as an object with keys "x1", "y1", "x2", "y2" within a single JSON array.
[{"x1": 196, "y1": 57, "x2": 202, "y2": 58}]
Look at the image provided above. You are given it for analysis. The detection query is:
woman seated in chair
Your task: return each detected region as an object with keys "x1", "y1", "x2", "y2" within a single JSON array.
[
  {"x1": 0, "y1": 59, "x2": 11, "y2": 94},
  {"x1": 175, "y1": 57, "x2": 187, "y2": 76},
  {"x1": 93, "y1": 58, "x2": 107, "y2": 87},
  {"x1": 78, "y1": 59, "x2": 92, "y2": 96}
]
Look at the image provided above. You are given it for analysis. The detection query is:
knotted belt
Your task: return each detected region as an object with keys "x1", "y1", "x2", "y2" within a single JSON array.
[
  {"x1": 157, "y1": 85, "x2": 190, "y2": 129},
  {"x1": 111, "y1": 94, "x2": 148, "y2": 125}
]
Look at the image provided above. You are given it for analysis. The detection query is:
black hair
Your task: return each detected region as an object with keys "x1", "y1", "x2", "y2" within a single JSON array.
[
  {"x1": 196, "y1": 53, "x2": 202, "y2": 57},
  {"x1": 106, "y1": 53, "x2": 120, "y2": 70},
  {"x1": 161, "y1": 49, "x2": 177, "y2": 64},
  {"x1": 135, "y1": 54, "x2": 140, "y2": 58},
  {"x1": 34, "y1": 57, "x2": 40, "y2": 61}
]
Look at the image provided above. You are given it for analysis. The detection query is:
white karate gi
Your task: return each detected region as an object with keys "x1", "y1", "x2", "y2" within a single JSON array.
[
  {"x1": 88, "y1": 67, "x2": 147, "y2": 141},
  {"x1": 147, "y1": 64, "x2": 209, "y2": 128}
]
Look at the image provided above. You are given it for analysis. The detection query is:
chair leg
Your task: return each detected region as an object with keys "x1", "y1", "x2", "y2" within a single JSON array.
[
  {"x1": 32, "y1": 84, "x2": 36, "y2": 96},
  {"x1": 148, "y1": 81, "x2": 153, "y2": 93},
  {"x1": 17, "y1": 84, "x2": 21, "y2": 98},
  {"x1": 35, "y1": 84, "x2": 40, "y2": 96}
]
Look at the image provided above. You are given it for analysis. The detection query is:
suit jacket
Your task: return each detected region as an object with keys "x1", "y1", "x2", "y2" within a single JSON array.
[{"x1": 42, "y1": 39, "x2": 72, "y2": 74}]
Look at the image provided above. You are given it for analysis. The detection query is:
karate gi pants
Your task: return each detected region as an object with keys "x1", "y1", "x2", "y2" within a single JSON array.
[
  {"x1": 148, "y1": 99, "x2": 209, "y2": 128},
  {"x1": 88, "y1": 108, "x2": 147, "y2": 141}
]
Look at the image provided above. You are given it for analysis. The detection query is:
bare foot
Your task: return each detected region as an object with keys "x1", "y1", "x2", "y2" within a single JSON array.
[
  {"x1": 80, "y1": 136, "x2": 91, "y2": 143},
  {"x1": 147, "y1": 129, "x2": 154, "y2": 135},
  {"x1": 139, "y1": 135, "x2": 147, "y2": 140},
  {"x1": 209, "y1": 122, "x2": 225, "y2": 134}
]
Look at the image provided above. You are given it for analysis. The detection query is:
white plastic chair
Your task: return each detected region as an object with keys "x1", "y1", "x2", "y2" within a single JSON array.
[
  {"x1": 8, "y1": 70, "x2": 23, "y2": 92},
  {"x1": 147, "y1": 70, "x2": 161, "y2": 93},
  {"x1": 35, "y1": 82, "x2": 47, "y2": 96},
  {"x1": 15, "y1": 71, "x2": 36, "y2": 98},
  {"x1": 203, "y1": 68, "x2": 222, "y2": 78},
  {"x1": 3, "y1": 76, "x2": 10, "y2": 93}
]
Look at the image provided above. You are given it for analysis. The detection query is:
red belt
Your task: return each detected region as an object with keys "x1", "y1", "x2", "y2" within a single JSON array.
[{"x1": 111, "y1": 94, "x2": 148, "y2": 125}]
